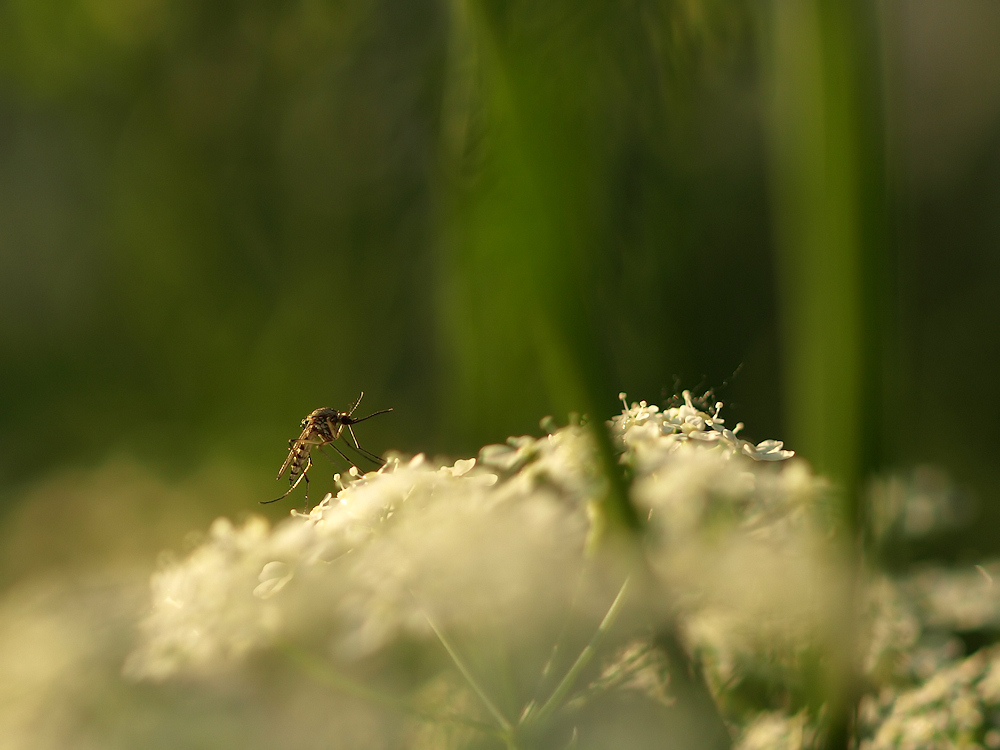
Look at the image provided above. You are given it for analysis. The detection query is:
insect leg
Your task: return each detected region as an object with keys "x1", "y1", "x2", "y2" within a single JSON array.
[
  {"x1": 318, "y1": 442, "x2": 360, "y2": 471},
  {"x1": 345, "y1": 424, "x2": 386, "y2": 465},
  {"x1": 262, "y1": 454, "x2": 312, "y2": 504},
  {"x1": 342, "y1": 441, "x2": 386, "y2": 467},
  {"x1": 323, "y1": 417, "x2": 345, "y2": 442},
  {"x1": 261, "y1": 466, "x2": 308, "y2": 504},
  {"x1": 260, "y1": 488, "x2": 292, "y2": 505},
  {"x1": 299, "y1": 453, "x2": 316, "y2": 510}
]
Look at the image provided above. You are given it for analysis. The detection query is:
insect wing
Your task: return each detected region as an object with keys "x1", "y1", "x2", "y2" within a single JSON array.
[{"x1": 276, "y1": 423, "x2": 315, "y2": 479}]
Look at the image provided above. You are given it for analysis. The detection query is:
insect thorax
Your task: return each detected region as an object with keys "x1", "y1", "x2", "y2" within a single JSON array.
[
  {"x1": 302, "y1": 407, "x2": 342, "y2": 442},
  {"x1": 307, "y1": 407, "x2": 341, "y2": 421}
]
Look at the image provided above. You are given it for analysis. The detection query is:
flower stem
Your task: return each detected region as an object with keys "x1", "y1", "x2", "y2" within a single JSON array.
[
  {"x1": 282, "y1": 643, "x2": 497, "y2": 736},
  {"x1": 424, "y1": 612, "x2": 514, "y2": 735},
  {"x1": 526, "y1": 576, "x2": 630, "y2": 726}
]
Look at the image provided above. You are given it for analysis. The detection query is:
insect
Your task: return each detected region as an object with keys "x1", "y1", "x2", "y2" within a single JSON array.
[{"x1": 261, "y1": 392, "x2": 392, "y2": 506}]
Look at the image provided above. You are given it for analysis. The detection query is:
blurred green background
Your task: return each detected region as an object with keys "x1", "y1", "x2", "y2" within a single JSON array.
[{"x1": 1, "y1": 0, "x2": 999, "y2": 583}]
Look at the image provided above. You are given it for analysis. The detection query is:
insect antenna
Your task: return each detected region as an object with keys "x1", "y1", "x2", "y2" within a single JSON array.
[
  {"x1": 346, "y1": 407, "x2": 393, "y2": 425},
  {"x1": 346, "y1": 391, "x2": 366, "y2": 416}
]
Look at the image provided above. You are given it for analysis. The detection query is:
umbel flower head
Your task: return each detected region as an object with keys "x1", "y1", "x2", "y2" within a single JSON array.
[{"x1": 125, "y1": 392, "x2": 831, "y2": 748}]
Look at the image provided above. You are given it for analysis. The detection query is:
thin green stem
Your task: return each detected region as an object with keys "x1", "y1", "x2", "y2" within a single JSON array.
[
  {"x1": 530, "y1": 566, "x2": 588, "y2": 701},
  {"x1": 282, "y1": 644, "x2": 497, "y2": 736},
  {"x1": 424, "y1": 612, "x2": 514, "y2": 734},
  {"x1": 526, "y1": 576, "x2": 630, "y2": 726}
]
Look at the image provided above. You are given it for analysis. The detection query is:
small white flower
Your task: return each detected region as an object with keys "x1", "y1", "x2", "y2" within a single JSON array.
[{"x1": 613, "y1": 390, "x2": 794, "y2": 462}]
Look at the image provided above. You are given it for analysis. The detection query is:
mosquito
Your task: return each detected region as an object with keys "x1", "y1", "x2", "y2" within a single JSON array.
[{"x1": 261, "y1": 392, "x2": 392, "y2": 506}]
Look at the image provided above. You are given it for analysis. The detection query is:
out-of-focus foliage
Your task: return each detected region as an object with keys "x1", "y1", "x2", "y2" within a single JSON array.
[
  {"x1": 0, "y1": 0, "x2": 782, "y2": 509},
  {"x1": 0, "y1": 0, "x2": 998, "y2": 559},
  {"x1": 3, "y1": 397, "x2": 1000, "y2": 749},
  {"x1": 7, "y1": 397, "x2": 825, "y2": 749},
  {"x1": 3, "y1": 0, "x2": 1000, "y2": 746},
  {"x1": 2, "y1": 0, "x2": 998, "y2": 561}
]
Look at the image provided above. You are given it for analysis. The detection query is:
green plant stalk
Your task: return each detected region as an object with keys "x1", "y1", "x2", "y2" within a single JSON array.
[
  {"x1": 424, "y1": 611, "x2": 515, "y2": 735},
  {"x1": 461, "y1": 0, "x2": 642, "y2": 540},
  {"x1": 283, "y1": 643, "x2": 499, "y2": 737},
  {"x1": 765, "y1": 0, "x2": 889, "y2": 746},
  {"x1": 440, "y1": 2, "x2": 735, "y2": 745},
  {"x1": 525, "y1": 576, "x2": 631, "y2": 726}
]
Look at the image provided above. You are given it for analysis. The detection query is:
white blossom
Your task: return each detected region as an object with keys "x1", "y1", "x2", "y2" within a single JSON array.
[
  {"x1": 612, "y1": 391, "x2": 795, "y2": 462},
  {"x1": 6, "y1": 392, "x2": 998, "y2": 749},
  {"x1": 735, "y1": 711, "x2": 816, "y2": 750},
  {"x1": 861, "y1": 645, "x2": 1000, "y2": 750},
  {"x1": 126, "y1": 392, "x2": 820, "y2": 722}
]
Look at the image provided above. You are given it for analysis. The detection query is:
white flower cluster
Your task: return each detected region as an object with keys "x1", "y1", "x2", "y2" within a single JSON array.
[
  {"x1": 122, "y1": 392, "x2": 845, "y2": 750},
  {"x1": 614, "y1": 394, "x2": 833, "y2": 702},
  {"x1": 859, "y1": 644, "x2": 1000, "y2": 750},
  {"x1": 738, "y1": 561, "x2": 1000, "y2": 750},
  {"x1": 611, "y1": 391, "x2": 795, "y2": 462},
  {"x1": 865, "y1": 562, "x2": 1000, "y2": 682},
  {"x1": 126, "y1": 449, "x2": 596, "y2": 679},
  {"x1": 126, "y1": 423, "x2": 605, "y2": 679},
  {"x1": 735, "y1": 711, "x2": 817, "y2": 750},
  {"x1": 7, "y1": 393, "x2": 999, "y2": 749}
]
